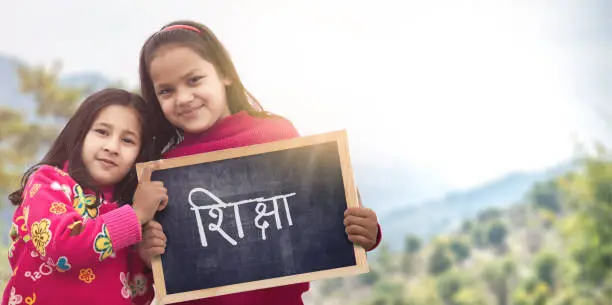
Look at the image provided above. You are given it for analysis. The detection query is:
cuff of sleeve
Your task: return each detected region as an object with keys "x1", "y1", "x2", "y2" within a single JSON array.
[
  {"x1": 102, "y1": 205, "x2": 142, "y2": 251},
  {"x1": 368, "y1": 223, "x2": 382, "y2": 252}
]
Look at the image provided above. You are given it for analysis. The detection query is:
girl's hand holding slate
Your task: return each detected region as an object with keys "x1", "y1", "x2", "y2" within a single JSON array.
[
  {"x1": 344, "y1": 189, "x2": 380, "y2": 251},
  {"x1": 138, "y1": 220, "x2": 167, "y2": 269},
  {"x1": 344, "y1": 207, "x2": 379, "y2": 251},
  {"x1": 133, "y1": 162, "x2": 169, "y2": 225}
]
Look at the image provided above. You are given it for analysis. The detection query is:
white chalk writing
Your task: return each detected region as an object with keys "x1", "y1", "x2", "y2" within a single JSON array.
[{"x1": 188, "y1": 188, "x2": 296, "y2": 247}]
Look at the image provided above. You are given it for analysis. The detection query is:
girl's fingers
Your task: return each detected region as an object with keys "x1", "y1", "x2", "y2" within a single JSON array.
[
  {"x1": 347, "y1": 235, "x2": 371, "y2": 247},
  {"x1": 345, "y1": 225, "x2": 371, "y2": 239},
  {"x1": 158, "y1": 194, "x2": 169, "y2": 209},
  {"x1": 145, "y1": 220, "x2": 163, "y2": 231},
  {"x1": 344, "y1": 207, "x2": 376, "y2": 218},
  {"x1": 343, "y1": 215, "x2": 373, "y2": 228},
  {"x1": 143, "y1": 227, "x2": 167, "y2": 242},
  {"x1": 146, "y1": 246, "x2": 165, "y2": 256}
]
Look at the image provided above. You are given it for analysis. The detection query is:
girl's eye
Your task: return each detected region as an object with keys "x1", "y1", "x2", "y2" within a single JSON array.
[
  {"x1": 122, "y1": 138, "x2": 136, "y2": 145},
  {"x1": 158, "y1": 88, "x2": 172, "y2": 96},
  {"x1": 188, "y1": 76, "x2": 203, "y2": 85},
  {"x1": 94, "y1": 129, "x2": 108, "y2": 136}
]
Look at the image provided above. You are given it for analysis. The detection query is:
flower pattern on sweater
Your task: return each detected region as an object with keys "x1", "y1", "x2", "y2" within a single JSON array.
[
  {"x1": 29, "y1": 219, "x2": 52, "y2": 257},
  {"x1": 72, "y1": 185, "x2": 99, "y2": 219},
  {"x1": 1, "y1": 165, "x2": 154, "y2": 305},
  {"x1": 94, "y1": 224, "x2": 113, "y2": 261}
]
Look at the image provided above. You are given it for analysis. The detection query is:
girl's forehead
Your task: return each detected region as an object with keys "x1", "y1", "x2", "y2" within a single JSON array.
[
  {"x1": 150, "y1": 46, "x2": 216, "y2": 83},
  {"x1": 93, "y1": 105, "x2": 142, "y2": 136}
]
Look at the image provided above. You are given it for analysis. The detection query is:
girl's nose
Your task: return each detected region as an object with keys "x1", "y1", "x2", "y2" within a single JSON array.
[
  {"x1": 176, "y1": 89, "x2": 194, "y2": 106},
  {"x1": 103, "y1": 139, "x2": 120, "y2": 154}
]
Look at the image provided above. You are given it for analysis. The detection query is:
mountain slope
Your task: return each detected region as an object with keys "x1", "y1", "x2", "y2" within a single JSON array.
[{"x1": 379, "y1": 160, "x2": 575, "y2": 250}]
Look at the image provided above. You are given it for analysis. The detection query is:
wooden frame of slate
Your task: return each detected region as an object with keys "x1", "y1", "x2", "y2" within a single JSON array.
[{"x1": 136, "y1": 130, "x2": 369, "y2": 304}]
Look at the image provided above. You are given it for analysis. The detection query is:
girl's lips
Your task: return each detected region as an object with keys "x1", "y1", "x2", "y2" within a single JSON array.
[
  {"x1": 179, "y1": 105, "x2": 203, "y2": 118},
  {"x1": 97, "y1": 158, "x2": 117, "y2": 167}
]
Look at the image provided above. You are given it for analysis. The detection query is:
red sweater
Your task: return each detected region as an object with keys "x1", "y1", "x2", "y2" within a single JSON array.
[
  {"x1": 162, "y1": 111, "x2": 381, "y2": 305},
  {"x1": 2, "y1": 165, "x2": 154, "y2": 305}
]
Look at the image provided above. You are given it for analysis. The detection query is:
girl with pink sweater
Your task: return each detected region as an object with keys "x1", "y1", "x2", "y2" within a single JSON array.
[{"x1": 3, "y1": 89, "x2": 168, "y2": 305}]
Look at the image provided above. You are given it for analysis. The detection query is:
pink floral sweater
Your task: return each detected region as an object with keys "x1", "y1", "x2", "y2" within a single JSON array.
[{"x1": 2, "y1": 165, "x2": 155, "y2": 305}]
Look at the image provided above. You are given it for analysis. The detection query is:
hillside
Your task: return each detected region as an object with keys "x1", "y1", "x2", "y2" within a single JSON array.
[
  {"x1": 305, "y1": 153, "x2": 612, "y2": 305},
  {"x1": 379, "y1": 161, "x2": 575, "y2": 250}
]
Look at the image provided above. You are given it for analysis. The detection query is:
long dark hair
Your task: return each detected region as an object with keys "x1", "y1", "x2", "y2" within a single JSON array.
[
  {"x1": 138, "y1": 20, "x2": 275, "y2": 157},
  {"x1": 8, "y1": 88, "x2": 154, "y2": 207}
]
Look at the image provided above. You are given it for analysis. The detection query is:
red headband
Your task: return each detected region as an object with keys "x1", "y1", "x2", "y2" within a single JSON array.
[{"x1": 161, "y1": 24, "x2": 201, "y2": 33}]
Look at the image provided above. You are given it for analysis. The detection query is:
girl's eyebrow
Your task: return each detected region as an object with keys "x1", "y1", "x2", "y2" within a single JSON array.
[
  {"x1": 176, "y1": 69, "x2": 201, "y2": 82},
  {"x1": 93, "y1": 122, "x2": 112, "y2": 129},
  {"x1": 182, "y1": 69, "x2": 200, "y2": 78}
]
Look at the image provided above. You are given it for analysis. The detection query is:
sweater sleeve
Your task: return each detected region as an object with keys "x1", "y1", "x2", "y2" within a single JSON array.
[
  {"x1": 369, "y1": 224, "x2": 383, "y2": 251},
  {"x1": 21, "y1": 165, "x2": 142, "y2": 269}
]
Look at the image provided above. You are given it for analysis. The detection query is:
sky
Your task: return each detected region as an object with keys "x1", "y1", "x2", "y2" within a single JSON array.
[{"x1": 0, "y1": 0, "x2": 607, "y2": 208}]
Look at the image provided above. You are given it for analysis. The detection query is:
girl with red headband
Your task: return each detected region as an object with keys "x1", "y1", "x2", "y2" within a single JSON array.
[{"x1": 136, "y1": 20, "x2": 382, "y2": 305}]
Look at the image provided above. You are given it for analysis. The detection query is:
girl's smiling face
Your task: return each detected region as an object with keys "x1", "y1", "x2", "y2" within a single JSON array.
[
  {"x1": 81, "y1": 105, "x2": 142, "y2": 187},
  {"x1": 149, "y1": 44, "x2": 232, "y2": 135}
]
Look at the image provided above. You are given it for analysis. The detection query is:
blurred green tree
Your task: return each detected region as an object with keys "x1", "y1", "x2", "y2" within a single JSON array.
[
  {"x1": 559, "y1": 149, "x2": 612, "y2": 286},
  {"x1": 482, "y1": 257, "x2": 516, "y2": 305},
  {"x1": 377, "y1": 243, "x2": 395, "y2": 273},
  {"x1": 512, "y1": 277, "x2": 551, "y2": 305},
  {"x1": 448, "y1": 238, "x2": 470, "y2": 263},
  {"x1": 487, "y1": 220, "x2": 508, "y2": 248},
  {"x1": 366, "y1": 280, "x2": 407, "y2": 305},
  {"x1": 404, "y1": 234, "x2": 422, "y2": 254},
  {"x1": 402, "y1": 234, "x2": 423, "y2": 275},
  {"x1": 529, "y1": 180, "x2": 562, "y2": 213},
  {"x1": 477, "y1": 207, "x2": 502, "y2": 222},
  {"x1": 436, "y1": 270, "x2": 464, "y2": 305},
  {"x1": 428, "y1": 243, "x2": 453, "y2": 276},
  {"x1": 17, "y1": 61, "x2": 83, "y2": 120},
  {"x1": 0, "y1": 62, "x2": 82, "y2": 201},
  {"x1": 534, "y1": 252, "x2": 559, "y2": 293}
]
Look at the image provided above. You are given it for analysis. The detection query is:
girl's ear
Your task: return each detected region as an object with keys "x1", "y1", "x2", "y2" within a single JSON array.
[{"x1": 222, "y1": 77, "x2": 232, "y2": 86}]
